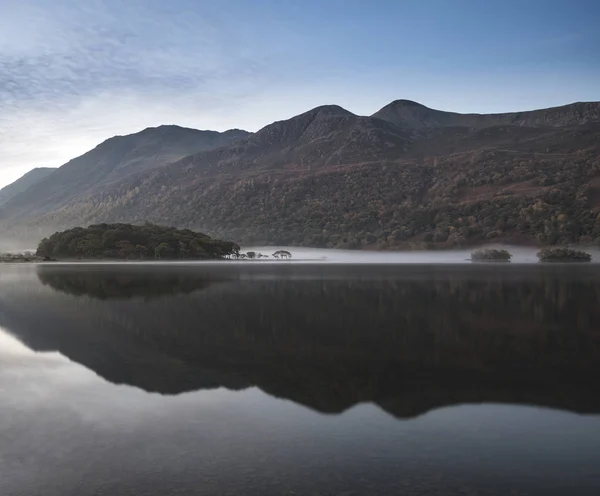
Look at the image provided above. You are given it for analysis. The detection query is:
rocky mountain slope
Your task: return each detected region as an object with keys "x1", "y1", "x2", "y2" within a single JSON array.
[
  {"x1": 0, "y1": 167, "x2": 56, "y2": 206},
  {"x1": 2, "y1": 100, "x2": 600, "y2": 248}
]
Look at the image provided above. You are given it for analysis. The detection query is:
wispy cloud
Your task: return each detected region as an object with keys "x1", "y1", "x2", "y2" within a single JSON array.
[
  {"x1": 0, "y1": 0, "x2": 296, "y2": 186},
  {"x1": 1, "y1": 0, "x2": 598, "y2": 188}
]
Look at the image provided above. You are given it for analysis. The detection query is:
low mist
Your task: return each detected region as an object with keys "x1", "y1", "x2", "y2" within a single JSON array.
[
  {"x1": 0, "y1": 237, "x2": 37, "y2": 255},
  {"x1": 243, "y1": 245, "x2": 600, "y2": 264}
]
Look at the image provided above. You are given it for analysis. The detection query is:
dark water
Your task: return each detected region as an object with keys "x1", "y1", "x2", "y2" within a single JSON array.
[{"x1": 1, "y1": 263, "x2": 600, "y2": 496}]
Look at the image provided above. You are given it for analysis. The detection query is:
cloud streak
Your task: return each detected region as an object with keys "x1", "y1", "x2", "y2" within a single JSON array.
[
  {"x1": 1, "y1": 0, "x2": 599, "y2": 188},
  {"x1": 0, "y1": 1, "x2": 274, "y2": 105},
  {"x1": 0, "y1": 0, "x2": 295, "y2": 186}
]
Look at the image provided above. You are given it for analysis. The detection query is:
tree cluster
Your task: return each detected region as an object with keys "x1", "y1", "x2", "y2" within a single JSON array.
[
  {"x1": 36, "y1": 223, "x2": 240, "y2": 260},
  {"x1": 471, "y1": 249, "x2": 512, "y2": 261},
  {"x1": 236, "y1": 250, "x2": 292, "y2": 259},
  {"x1": 537, "y1": 247, "x2": 592, "y2": 262}
]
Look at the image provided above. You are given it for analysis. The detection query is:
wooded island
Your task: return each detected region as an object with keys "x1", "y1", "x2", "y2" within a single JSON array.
[{"x1": 36, "y1": 223, "x2": 240, "y2": 260}]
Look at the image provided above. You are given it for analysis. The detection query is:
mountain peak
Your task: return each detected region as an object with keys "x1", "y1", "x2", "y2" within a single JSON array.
[
  {"x1": 373, "y1": 99, "x2": 600, "y2": 129},
  {"x1": 385, "y1": 99, "x2": 428, "y2": 108},
  {"x1": 305, "y1": 104, "x2": 355, "y2": 117},
  {"x1": 138, "y1": 124, "x2": 210, "y2": 135},
  {"x1": 26, "y1": 167, "x2": 56, "y2": 174},
  {"x1": 371, "y1": 100, "x2": 440, "y2": 129},
  {"x1": 112, "y1": 125, "x2": 250, "y2": 140}
]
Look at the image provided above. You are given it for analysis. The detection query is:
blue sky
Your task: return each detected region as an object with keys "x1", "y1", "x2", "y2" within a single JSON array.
[{"x1": 1, "y1": 0, "x2": 599, "y2": 187}]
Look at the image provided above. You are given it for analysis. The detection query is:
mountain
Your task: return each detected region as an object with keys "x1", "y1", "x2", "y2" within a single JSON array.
[
  {"x1": 372, "y1": 99, "x2": 600, "y2": 129},
  {"x1": 0, "y1": 125, "x2": 249, "y2": 230},
  {"x1": 154, "y1": 105, "x2": 415, "y2": 176},
  {"x1": 0, "y1": 168, "x2": 56, "y2": 206},
  {"x1": 2, "y1": 100, "x2": 600, "y2": 248}
]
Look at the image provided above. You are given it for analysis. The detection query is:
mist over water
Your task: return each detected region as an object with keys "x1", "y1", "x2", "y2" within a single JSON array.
[
  {"x1": 243, "y1": 245, "x2": 600, "y2": 263},
  {"x1": 0, "y1": 237, "x2": 37, "y2": 254},
  {"x1": 3, "y1": 237, "x2": 600, "y2": 263}
]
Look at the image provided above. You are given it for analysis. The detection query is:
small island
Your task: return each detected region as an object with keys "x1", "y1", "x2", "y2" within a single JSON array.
[
  {"x1": 471, "y1": 248, "x2": 512, "y2": 262},
  {"x1": 238, "y1": 250, "x2": 292, "y2": 260},
  {"x1": 36, "y1": 223, "x2": 240, "y2": 260},
  {"x1": 537, "y1": 247, "x2": 592, "y2": 263}
]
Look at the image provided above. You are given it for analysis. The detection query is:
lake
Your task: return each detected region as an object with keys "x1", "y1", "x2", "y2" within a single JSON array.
[{"x1": 1, "y1": 262, "x2": 600, "y2": 495}]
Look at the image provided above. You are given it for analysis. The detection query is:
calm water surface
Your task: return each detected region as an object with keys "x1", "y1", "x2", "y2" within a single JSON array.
[{"x1": 1, "y1": 263, "x2": 600, "y2": 495}]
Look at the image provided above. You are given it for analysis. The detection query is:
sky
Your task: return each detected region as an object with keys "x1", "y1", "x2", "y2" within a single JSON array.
[{"x1": 1, "y1": 0, "x2": 599, "y2": 188}]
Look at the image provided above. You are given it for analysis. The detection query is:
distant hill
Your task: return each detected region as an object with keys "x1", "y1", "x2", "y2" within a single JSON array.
[
  {"x1": 2, "y1": 100, "x2": 600, "y2": 248},
  {"x1": 0, "y1": 168, "x2": 56, "y2": 206},
  {"x1": 0, "y1": 125, "x2": 249, "y2": 228}
]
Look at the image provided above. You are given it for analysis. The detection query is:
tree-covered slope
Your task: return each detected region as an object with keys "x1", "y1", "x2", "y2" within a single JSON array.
[
  {"x1": 3, "y1": 101, "x2": 600, "y2": 248},
  {"x1": 38, "y1": 122, "x2": 600, "y2": 249},
  {"x1": 0, "y1": 126, "x2": 249, "y2": 225}
]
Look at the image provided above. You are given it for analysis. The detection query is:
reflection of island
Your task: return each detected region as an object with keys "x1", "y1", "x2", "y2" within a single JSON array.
[
  {"x1": 3, "y1": 264, "x2": 600, "y2": 419},
  {"x1": 37, "y1": 265, "x2": 229, "y2": 300}
]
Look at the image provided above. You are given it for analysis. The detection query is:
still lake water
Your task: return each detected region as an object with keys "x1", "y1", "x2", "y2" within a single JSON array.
[{"x1": 1, "y1": 261, "x2": 600, "y2": 495}]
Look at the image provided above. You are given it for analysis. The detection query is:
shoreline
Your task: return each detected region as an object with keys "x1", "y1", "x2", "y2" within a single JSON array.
[{"x1": 3, "y1": 244, "x2": 598, "y2": 264}]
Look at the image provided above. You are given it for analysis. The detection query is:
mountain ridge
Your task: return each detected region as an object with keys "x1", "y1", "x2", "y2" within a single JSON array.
[
  {"x1": 372, "y1": 100, "x2": 600, "y2": 129},
  {"x1": 2, "y1": 99, "x2": 600, "y2": 248},
  {"x1": 0, "y1": 126, "x2": 250, "y2": 228}
]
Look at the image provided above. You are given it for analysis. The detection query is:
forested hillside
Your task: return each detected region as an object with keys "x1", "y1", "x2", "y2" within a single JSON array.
[
  {"x1": 2, "y1": 100, "x2": 600, "y2": 249},
  {"x1": 0, "y1": 126, "x2": 248, "y2": 227}
]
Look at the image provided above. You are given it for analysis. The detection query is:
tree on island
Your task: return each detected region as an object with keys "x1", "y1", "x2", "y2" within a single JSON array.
[
  {"x1": 246, "y1": 251, "x2": 256, "y2": 259},
  {"x1": 273, "y1": 250, "x2": 292, "y2": 259},
  {"x1": 36, "y1": 223, "x2": 240, "y2": 261},
  {"x1": 537, "y1": 247, "x2": 592, "y2": 262},
  {"x1": 471, "y1": 248, "x2": 512, "y2": 262},
  {"x1": 155, "y1": 242, "x2": 175, "y2": 260}
]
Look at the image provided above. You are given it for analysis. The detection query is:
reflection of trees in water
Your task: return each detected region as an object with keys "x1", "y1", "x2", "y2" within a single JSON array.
[
  {"x1": 36, "y1": 267, "x2": 228, "y2": 300},
  {"x1": 22, "y1": 266, "x2": 600, "y2": 417}
]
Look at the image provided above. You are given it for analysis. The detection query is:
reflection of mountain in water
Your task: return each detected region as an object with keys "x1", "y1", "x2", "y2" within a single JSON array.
[{"x1": 2, "y1": 264, "x2": 600, "y2": 419}]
